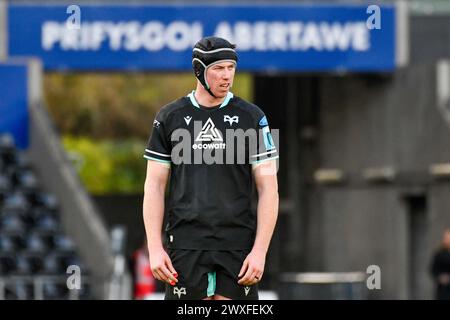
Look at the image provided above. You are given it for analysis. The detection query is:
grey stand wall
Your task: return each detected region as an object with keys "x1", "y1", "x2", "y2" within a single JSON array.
[{"x1": 313, "y1": 62, "x2": 450, "y2": 300}]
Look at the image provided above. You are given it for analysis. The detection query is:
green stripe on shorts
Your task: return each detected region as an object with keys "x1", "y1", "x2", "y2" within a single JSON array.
[{"x1": 207, "y1": 271, "x2": 216, "y2": 297}]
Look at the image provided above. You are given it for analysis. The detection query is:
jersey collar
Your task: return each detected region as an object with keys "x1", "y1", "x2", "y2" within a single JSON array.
[{"x1": 187, "y1": 90, "x2": 234, "y2": 109}]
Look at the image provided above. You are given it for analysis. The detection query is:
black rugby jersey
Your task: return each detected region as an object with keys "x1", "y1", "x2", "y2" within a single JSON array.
[{"x1": 144, "y1": 91, "x2": 278, "y2": 250}]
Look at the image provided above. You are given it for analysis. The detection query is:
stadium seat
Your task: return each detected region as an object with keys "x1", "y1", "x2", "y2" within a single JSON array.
[
  {"x1": 15, "y1": 170, "x2": 39, "y2": 192},
  {"x1": 4, "y1": 280, "x2": 33, "y2": 300},
  {"x1": 11, "y1": 255, "x2": 34, "y2": 275},
  {"x1": 0, "y1": 232, "x2": 25, "y2": 250},
  {"x1": 1, "y1": 191, "x2": 30, "y2": 213},
  {"x1": 0, "y1": 214, "x2": 26, "y2": 233},
  {"x1": 0, "y1": 152, "x2": 17, "y2": 169},
  {"x1": 0, "y1": 173, "x2": 9, "y2": 189},
  {"x1": 24, "y1": 233, "x2": 49, "y2": 254},
  {"x1": 52, "y1": 234, "x2": 76, "y2": 253},
  {"x1": 42, "y1": 281, "x2": 68, "y2": 300},
  {"x1": 0, "y1": 254, "x2": 15, "y2": 274},
  {"x1": 29, "y1": 207, "x2": 55, "y2": 220},
  {"x1": 34, "y1": 214, "x2": 60, "y2": 234},
  {"x1": 32, "y1": 192, "x2": 59, "y2": 212},
  {"x1": 20, "y1": 253, "x2": 44, "y2": 274},
  {"x1": 1, "y1": 155, "x2": 38, "y2": 200},
  {"x1": 0, "y1": 134, "x2": 16, "y2": 162},
  {"x1": 40, "y1": 254, "x2": 62, "y2": 275},
  {"x1": 0, "y1": 234, "x2": 16, "y2": 252},
  {"x1": 13, "y1": 153, "x2": 32, "y2": 172},
  {"x1": 0, "y1": 174, "x2": 10, "y2": 203}
]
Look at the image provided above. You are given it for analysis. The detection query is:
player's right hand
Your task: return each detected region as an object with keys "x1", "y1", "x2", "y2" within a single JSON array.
[
  {"x1": 438, "y1": 274, "x2": 450, "y2": 285},
  {"x1": 149, "y1": 247, "x2": 178, "y2": 286}
]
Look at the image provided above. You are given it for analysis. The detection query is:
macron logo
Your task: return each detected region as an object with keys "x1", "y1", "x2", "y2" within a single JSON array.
[{"x1": 184, "y1": 116, "x2": 192, "y2": 126}]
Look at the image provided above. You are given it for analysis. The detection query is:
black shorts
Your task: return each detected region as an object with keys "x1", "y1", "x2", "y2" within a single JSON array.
[{"x1": 165, "y1": 249, "x2": 259, "y2": 300}]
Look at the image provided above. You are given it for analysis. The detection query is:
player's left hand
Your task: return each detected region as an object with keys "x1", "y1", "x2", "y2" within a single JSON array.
[{"x1": 237, "y1": 249, "x2": 266, "y2": 286}]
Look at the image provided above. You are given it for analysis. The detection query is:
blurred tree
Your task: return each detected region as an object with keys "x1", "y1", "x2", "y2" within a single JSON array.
[
  {"x1": 44, "y1": 72, "x2": 253, "y2": 139},
  {"x1": 63, "y1": 136, "x2": 146, "y2": 194}
]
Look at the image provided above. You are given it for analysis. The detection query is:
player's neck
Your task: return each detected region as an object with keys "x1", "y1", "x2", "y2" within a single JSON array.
[{"x1": 194, "y1": 84, "x2": 226, "y2": 108}]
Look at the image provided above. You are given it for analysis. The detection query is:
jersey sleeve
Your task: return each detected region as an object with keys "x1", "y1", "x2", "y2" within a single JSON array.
[
  {"x1": 250, "y1": 111, "x2": 279, "y2": 169},
  {"x1": 143, "y1": 110, "x2": 172, "y2": 167}
]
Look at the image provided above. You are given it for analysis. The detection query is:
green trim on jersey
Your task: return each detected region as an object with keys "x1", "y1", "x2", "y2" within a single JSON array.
[
  {"x1": 250, "y1": 156, "x2": 279, "y2": 165},
  {"x1": 143, "y1": 155, "x2": 171, "y2": 164},
  {"x1": 207, "y1": 271, "x2": 217, "y2": 297},
  {"x1": 219, "y1": 91, "x2": 234, "y2": 108},
  {"x1": 187, "y1": 90, "x2": 234, "y2": 109}
]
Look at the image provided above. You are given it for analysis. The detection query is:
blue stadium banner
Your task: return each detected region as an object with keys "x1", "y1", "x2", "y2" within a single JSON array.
[
  {"x1": 7, "y1": 3, "x2": 405, "y2": 72},
  {"x1": 0, "y1": 62, "x2": 29, "y2": 149}
]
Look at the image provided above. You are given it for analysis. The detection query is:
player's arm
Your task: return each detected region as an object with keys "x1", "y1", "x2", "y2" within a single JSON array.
[
  {"x1": 238, "y1": 160, "x2": 279, "y2": 286},
  {"x1": 143, "y1": 160, "x2": 178, "y2": 285}
]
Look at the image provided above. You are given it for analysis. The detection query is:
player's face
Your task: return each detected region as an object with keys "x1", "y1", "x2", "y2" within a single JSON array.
[{"x1": 206, "y1": 61, "x2": 236, "y2": 98}]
